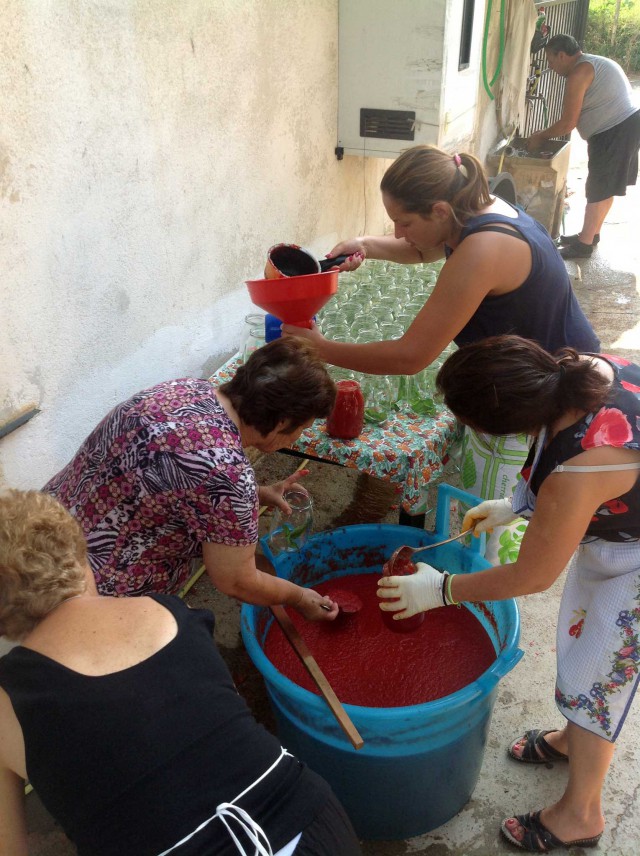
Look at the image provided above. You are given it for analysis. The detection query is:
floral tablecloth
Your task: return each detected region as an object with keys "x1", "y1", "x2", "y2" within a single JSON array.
[{"x1": 210, "y1": 356, "x2": 461, "y2": 515}]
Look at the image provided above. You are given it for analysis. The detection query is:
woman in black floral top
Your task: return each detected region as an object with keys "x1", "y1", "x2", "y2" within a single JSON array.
[{"x1": 377, "y1": 335, "x2": 640, "y2": 853}]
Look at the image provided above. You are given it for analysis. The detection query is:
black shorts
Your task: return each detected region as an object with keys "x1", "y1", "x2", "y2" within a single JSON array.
[{"x1": 586, "y1": 109, "x2": 640, "y2": 202}]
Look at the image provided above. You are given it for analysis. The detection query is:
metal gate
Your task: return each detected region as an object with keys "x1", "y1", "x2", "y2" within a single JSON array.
[{"x1": 523, "y1": 0, "x2": 590, "y2": 137}]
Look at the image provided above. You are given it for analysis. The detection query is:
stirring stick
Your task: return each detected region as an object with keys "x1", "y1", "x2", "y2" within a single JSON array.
[{"x1": 270, "y1": 605, "x2": 364, "y2": 750}]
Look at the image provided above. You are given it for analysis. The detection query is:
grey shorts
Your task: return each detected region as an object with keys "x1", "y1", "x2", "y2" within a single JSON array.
[{"x1": 586, "y1": 109, "x2": 640, "y2": 202}]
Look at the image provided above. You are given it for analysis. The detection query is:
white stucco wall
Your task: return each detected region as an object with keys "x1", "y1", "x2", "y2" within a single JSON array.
[
  {"x1": 438, "y1": 0, "x2": 486, "y2": 152},
  {"x1": 1, "y1": 0, "x2": 391, "y2": 489},
  {"x1": 473, "y1": 0, "x2": 539, "y2": 160}
]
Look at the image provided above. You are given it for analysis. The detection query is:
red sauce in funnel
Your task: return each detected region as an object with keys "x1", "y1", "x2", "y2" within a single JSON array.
[{"x1": 263, "y1": 573, "x2": 496, "y2": 707}]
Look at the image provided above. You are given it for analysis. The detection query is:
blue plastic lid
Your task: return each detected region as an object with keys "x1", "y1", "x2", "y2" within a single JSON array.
[
  {"x1": 265, "y1": 314, "x2": 282, "y2": 342},
  {"x1": 265, "y1": 313, "x2": 316, "y2": 342}
]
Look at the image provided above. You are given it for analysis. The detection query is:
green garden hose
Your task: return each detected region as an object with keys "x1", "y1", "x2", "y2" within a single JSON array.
[{"x1": 482, "y1": 0, "x2": 507, "y2": 101}]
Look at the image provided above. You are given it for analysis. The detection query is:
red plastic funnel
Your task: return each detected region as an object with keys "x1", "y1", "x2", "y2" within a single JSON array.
[{"x1": 246, "y1": 271, "x2": 339, "y2": 328}]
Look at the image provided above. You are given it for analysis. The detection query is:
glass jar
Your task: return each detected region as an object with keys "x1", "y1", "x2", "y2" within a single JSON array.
[
  {"x1": 394, "y1": 311, "x2": 415, "y2": 332},
  {"x1": 240, "y1": 313, "x2": 265, "y2": 356},
  {"x1": 406, "y1": 370, "x2": 438, "y2": 417},
  {"x1": 405, "y1": 299, "x2": 426, "y2": 316},
  {"x1": 381, "y1": 553, "x2": 426, "y2": 633},
  {"x1": 378, "y1": 321, "x2": 404, "y2": 341},
  {"x1": 318, "y1": 307, "x2": 343, "y2": 329},
  {"x1": 362, "y1": 375, "x2": 395, "y2": 425},
  {"x1": 267, "y1": 489, "x2": 314, "y2": 555},
  {"x1": 350, "y1": 316, "x2": 379, "y2": 342},
  {"x1": 326, "y1": 380, "x2": 365, "y2": 439},
  {"x1": 329, "y1": 365, "x2": 356, "y2": 384},
  {"x1": 322, "y1": 321, "x2": 351, "y2": 341},
  {"x1": 241, "y1": 327, "x2": 265, "y2": 363},
  {"x1": 377, "y1": 295, "x2": 398, "y2": 315}
]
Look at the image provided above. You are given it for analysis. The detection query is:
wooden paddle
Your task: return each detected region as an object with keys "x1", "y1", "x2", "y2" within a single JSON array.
[{"x1": 270, "y1": 604, "x2": 364, "y2": 750}]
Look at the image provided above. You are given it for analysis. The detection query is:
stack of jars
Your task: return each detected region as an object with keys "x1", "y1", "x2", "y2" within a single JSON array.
[{"x1": 317, "y1": 260, "x2": 456, "y2": 426}]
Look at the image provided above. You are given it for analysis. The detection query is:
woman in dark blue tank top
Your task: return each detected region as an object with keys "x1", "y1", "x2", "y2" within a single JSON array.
[
  {"x1": 283, "y1": 144, "x2": 599, "y2": 563},
  {"x1": 283, "y1": 143, "x2": 599, "y2": 378}
]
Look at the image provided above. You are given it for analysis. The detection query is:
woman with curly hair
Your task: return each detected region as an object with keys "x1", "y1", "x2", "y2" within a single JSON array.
[{"x1": 0, "y1": 490, "x2": 360, "y2": 855}]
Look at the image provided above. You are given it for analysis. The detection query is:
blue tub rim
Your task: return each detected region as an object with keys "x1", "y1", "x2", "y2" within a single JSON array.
[
  {"x1": 241, "y1": 598, "x2": 522, "y2": 721},
  {"x1": 242, "y1": 483, "x2": 524, "y2": 719}
]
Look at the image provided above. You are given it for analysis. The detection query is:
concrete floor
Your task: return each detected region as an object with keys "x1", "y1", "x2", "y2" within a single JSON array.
[{"x1": 25, "y1": 125, "x2": 640, "y2": 854}]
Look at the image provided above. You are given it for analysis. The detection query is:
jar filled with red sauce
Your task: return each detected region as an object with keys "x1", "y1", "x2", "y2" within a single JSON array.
[
  {"x1": 381, "y1": 554, "x2": 426, "y2": 633},
  {"x1": 326, "y1": 380, "x2": 364, "y2": 439}
]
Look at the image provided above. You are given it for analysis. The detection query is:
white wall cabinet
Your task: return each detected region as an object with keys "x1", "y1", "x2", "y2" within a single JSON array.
[{"x1": 337, "y1": 0, "x2": 485, "y2": 158}]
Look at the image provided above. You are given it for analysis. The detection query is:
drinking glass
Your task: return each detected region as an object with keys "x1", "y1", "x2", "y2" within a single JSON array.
[
  {"x1": 423, "y1": 356, "x2": 444, "y2": 389},
  {"x1": 266, "y1": 489, "x2": 314, "y2": 555}
]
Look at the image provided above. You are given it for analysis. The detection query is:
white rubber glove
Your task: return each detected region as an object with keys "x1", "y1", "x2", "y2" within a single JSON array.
[
  {"x1": 462, "y1": 497, "x2": 518, "y2": 535},
  {"x1": 377, "y1": 562, "x2": 444, "y2": 620}
]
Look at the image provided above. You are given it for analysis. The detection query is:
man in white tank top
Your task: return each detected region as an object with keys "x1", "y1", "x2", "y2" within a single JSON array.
[{"x1": 526, "y1": 34, "x2": 640, "y2": 259}]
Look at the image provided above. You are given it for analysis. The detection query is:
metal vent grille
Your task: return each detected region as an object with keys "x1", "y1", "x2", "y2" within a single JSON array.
[{"x1": 360, "y1": 108, "x2": 415, "y2": 141}]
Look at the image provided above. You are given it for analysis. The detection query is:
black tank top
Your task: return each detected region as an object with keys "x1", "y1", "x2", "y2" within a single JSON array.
[
  {"x1": 446, "y1": 205, "x2": 600, "y2": 353},
  {"x1": 0, "y1": 595, "x2": 329, "y2": 855},
  {"x1": 524, "y1": 355, "x2": 640, "y2": 542}
]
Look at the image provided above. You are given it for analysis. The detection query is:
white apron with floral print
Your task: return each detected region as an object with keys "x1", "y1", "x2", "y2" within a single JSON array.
[
  {"x1": 555, "y1": 540, "x2": 640, "y2": 740},
  {"x1": 514, "y1": 447, "x2": 640, "y2": 740}
]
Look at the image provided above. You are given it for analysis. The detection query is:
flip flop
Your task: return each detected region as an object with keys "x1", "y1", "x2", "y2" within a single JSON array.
[
  {"x1": 508, "y1": 730, "x2": 568, "y2": 764},
  {"x1": 500, "y1": 810, "x2": 603, "y2": 852}
]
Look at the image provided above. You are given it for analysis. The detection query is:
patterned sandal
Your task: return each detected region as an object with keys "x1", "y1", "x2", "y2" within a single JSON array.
[
  {"x1": 501, "y1": 810, "x2": 603, "y2": 852},
  {"x1": 508, "y1": 730, "x2": 568, "y2": 764}
]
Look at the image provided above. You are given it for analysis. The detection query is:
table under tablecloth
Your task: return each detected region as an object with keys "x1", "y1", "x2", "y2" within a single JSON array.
[{"x1": 210, "y1": 355, "x2": 461, "y2": 516}]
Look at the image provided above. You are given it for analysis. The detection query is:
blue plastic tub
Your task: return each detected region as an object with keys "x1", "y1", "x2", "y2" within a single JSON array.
[{"x1": 241, "y1": 485, "x2": 523, "y2": 840}]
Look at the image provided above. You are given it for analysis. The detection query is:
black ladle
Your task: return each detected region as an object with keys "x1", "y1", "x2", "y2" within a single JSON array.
[{"x1": 318, "y1": 254, "x2": 351, "y2": 272}]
